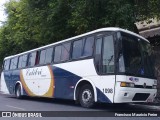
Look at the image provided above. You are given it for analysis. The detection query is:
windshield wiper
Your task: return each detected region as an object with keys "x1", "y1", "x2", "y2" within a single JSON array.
[{"x1": 108, "y1": 55, "x2": 114, "y2": 66}]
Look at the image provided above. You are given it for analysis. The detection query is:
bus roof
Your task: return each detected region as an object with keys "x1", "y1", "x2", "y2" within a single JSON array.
[{"x1": 4, "y1": 27, "x2": 149, "y2": 60}]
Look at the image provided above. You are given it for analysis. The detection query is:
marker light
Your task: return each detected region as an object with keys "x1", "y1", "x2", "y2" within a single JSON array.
[{"x1": 120, "y1": 82, "x2": 135, "y2": 88}]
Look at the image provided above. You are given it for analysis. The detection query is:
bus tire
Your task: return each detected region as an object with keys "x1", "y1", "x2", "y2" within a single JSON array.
[
  {"x1": 15, "y1": 85, "x2": 22, "y2": 99},
  {"x1": 79, "y1": 84, "x2": 95, "y2": 108}
]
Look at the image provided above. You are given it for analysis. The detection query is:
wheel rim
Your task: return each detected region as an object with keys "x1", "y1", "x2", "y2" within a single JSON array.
[{"x1": 82, "y1": 89, "x2": 92, "y2": 104}]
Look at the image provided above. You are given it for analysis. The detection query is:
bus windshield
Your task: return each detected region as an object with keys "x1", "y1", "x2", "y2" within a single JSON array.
[{"x1": 119, "y1": 32, "x2": 155, "y2": 78}]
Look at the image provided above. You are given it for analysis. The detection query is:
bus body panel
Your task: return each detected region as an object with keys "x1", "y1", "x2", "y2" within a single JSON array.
[
  {"x1": 87, "y1": 75, "x2": 115, "y2": 103},
  {"x1": 1, "y1": 60, "x2": 157, "y2": 104},
  {"x1": 0, "y1": 72, "x2": 10, "y2": 94},
  {"x1": 114, "y1": 75, "x2": 157, "y2": 103},
  {"x1": 20, "y1": 66, "x2": 53, "y2": 97},
  {"x1": 2, "y1": 70, "x2": 18, "y2": 94},
  {"x1": 1, "y1": 59, "x2": 115, "y2": 103},
  {"x1": 52, "y1": 65, "x2": 81, "y2": 99},
  {"x1": 56, "y1": 59, "x2": 115, "y2": 103}
]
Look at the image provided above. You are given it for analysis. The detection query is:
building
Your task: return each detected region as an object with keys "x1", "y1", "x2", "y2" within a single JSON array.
[
  {"x1": 136, "y1": 19, "x2": 160, "y2": 101},
  {"x1": 136, "y1": 18, "x2": 160, "y2": 46}
]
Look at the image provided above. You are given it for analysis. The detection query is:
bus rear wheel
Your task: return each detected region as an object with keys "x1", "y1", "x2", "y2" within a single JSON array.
[
  {"x1": 79, "y1": 84, "x2": 95, "y2": 108},
  {"x1": 15, "y1": 85, "x2": 22, "y2": 99}
]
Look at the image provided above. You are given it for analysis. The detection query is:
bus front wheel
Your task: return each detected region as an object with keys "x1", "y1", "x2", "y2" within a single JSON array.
[
  {"x1": 15, "y1": 85, "x2": 22, "y2": 99},
  {"x1": 79, "y1": 84, "x2": 95, "y2": 108}
]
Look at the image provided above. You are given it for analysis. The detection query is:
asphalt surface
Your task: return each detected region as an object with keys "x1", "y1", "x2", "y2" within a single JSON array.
[{"x1": 0, "y1": 93, "x2": 160, "y2": 120}]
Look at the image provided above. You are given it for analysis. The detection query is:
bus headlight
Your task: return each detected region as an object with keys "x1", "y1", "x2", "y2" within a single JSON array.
[
  {"x1": 120, "y1": 82, "x2": 135, "y2": 88},
  {"x1": 152, "y1": 85, "x2": 157, "y2": 89}
]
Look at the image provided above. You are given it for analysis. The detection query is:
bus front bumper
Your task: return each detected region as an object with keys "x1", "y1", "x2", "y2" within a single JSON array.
[{"x1": 114, "y1": 87, "x2": 157, "y2": 103}]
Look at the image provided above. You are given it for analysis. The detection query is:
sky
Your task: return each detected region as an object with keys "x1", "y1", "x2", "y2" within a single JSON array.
[{"x1": 0, "y1": 0, "x2": 9, "y2": 26}]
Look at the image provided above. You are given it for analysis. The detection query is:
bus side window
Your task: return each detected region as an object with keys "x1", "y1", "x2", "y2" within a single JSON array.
[
  {"x1": 18, "y1": 56, "x2": 23, "y2": 68},
  {"x1": 39, "y1": 49, "x2": 46, "y2": 65},
  {"x1": 28, "y1": 51, "x2": 38, "y2": 67},
  {"x1": 45, "y1": 47, "x2": 53, "y2": 64},
  {"x1": 95, "y1": 38, "x2": 102, "y2": 73},
  {"x1": 82, "y1": 36, "x2": 94, "y2": 57},
  {"x1": 72, "y1": 39, "x2": 84, "y2": 59},
  {"x1": 40, "y1": 47, "x2": 53, "y2": 65},
  {"x1": 10, "y1": 57, "x2": 18, "y2": 70},
  {"x1": 22, "y1": 54, "x2": 28, "y2": 68},
  {"x1": 61, "y1": 42, "x2": 71, "y2": 62},
  {"x1": 4, "y1": 59, "x2": 10, "y2": 71},
  {"x1": 54, "y1": 45, "x2": 62, "y2": 63}
]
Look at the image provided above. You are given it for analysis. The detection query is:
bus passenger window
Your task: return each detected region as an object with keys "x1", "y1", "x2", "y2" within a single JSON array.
[
  {"x1": 39, "y1": 48, "x2": 53, "y2": 64},
  {"x1": 72, "y1": 39, "x2": 84, "y2": 59},
  {"x1": 18, "y1": 56, "x2": 23, "y2": 68},
  {"x1": 10, "y1": 57, "x2": 18, "y2": 70},
  {"x1": 61, "y1": 42, "x2": 71, "y2": 61},
  {"x1": 28, "y1": 52, "x2": 37, "y2": 67},
  {"x1": 4, "y1": 59, "x2": 10, "y2": 70},
  {"x1": 18, "y1": 55, "x2": 27, "y2": 68},
  {"x1": 21, "y1": 54, "x2": 28, "y2": 68},
  {"x1": 39, "y1": 50, "x2": 46, "y2": 65},
  {"x1": 82, "y1": 36, "x2": 94, "y2": 57},
  {"x1": 54, "y1": 46, "x2": 62, "y2": 63},
  {"x1": 45, "y1": 47, "x2": 53, "y2": 64}
]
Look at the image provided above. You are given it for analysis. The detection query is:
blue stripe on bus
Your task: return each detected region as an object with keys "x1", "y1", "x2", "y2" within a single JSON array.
[
  {"x1": 3, "y1": 66, "x2": 112, "y2": 103},
  {"x1": 3, "y1": 72, "x2": 11, "y2": 93},
  {"x1": 3, "y1": 70, "x2": 21, "y2": 94},
  {"x1": 96, "y1": 88, "x2": 112, "y2": 103},
  {"x1": 3, "y1": 66, "x2": 82, "y2": 99},
  {"x1": 52, "y1": 66, "x2": 82, "y2": 99}
]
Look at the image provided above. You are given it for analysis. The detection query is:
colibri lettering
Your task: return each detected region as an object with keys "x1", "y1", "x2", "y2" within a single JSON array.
[{"x1": 26, "y1": 68, "x2": 42, "y2": 76}]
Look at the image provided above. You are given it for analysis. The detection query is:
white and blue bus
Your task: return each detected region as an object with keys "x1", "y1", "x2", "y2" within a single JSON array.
[{"x1": 0, "y1": 27, "x2": 157, "y2": 108}]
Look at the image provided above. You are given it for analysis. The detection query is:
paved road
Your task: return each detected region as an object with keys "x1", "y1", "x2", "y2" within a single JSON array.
[{"x1": 0, "y1": 93, "x2": 159, "y2": 120}]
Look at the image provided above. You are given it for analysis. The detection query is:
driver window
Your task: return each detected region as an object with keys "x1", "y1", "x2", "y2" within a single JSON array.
[{"x1": 102, "y1": 35, "x2": 114, "y2": 73}]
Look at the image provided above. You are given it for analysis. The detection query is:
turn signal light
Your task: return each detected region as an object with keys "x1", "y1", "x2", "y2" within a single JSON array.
[{"x1": 120, "y1": 82, "x2": 135, "y2": 88}]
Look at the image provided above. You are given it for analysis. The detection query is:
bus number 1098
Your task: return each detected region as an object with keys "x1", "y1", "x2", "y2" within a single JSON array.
[{"x1": 102, "y1": 88, "x2": 113, "y2": 94}]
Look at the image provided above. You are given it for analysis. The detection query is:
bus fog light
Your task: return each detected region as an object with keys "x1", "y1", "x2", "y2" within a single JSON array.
[{"x1": 152, "y1": 85, "x2": 157, "y2": 89}]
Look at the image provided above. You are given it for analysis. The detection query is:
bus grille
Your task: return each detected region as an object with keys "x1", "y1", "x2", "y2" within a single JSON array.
[
  {"x1": 134, "y1": 85, "x2": 152, "y2": 89},
  {"x1": 132, "y1": 93, "x2": 150, "y2": 101}
]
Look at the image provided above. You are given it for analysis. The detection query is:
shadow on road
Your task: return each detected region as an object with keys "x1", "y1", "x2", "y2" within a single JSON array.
[{"x1": 3, "y1": 94, "x2": 160, "y2": 111}]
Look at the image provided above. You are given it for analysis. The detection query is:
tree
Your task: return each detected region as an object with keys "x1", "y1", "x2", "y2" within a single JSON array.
[
  {"x1": 0, "y1": 0, "x2": 160, "y2": 65},
  {"x1": 68, "y1": 0, "x2": 136, "y2": 34}
]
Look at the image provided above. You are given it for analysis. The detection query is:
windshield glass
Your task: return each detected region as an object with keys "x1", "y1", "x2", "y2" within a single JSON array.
[{"x1": 120, "y1": 33, "x2": 155, "y2": 78}]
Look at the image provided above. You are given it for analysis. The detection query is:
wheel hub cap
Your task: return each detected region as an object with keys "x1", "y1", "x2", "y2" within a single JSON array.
[{"x1": 82, "y1": 89, "x2": 92, "y2": 104}]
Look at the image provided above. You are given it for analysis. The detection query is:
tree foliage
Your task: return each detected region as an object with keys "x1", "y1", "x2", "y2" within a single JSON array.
[{"x1": 0, "y1": 0, "x2": 160, "y2": 65}]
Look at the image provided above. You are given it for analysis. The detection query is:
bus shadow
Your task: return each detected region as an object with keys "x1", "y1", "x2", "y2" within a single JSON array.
[
  {"x1": 6, "y1": 95, "x2": 159, "y2": 111},
  {"x1": 8, "y1": 95, "x2": 80, "y2": 107}
]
